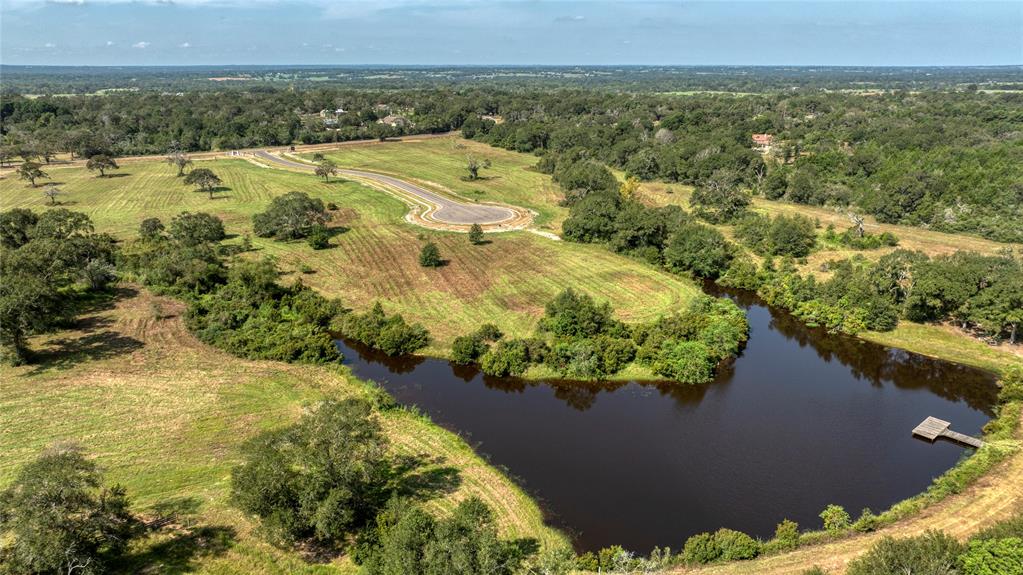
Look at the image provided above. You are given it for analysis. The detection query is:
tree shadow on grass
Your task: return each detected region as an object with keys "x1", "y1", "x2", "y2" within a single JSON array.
[
  {"x1": 115, "y1": 497, "x2": 237, "y2": 574},
  {"x1": 101, "y1": 173, "x2": 131, "y2": 179},
  {"x1": 23, "y1": 287, "x2": 144, "y2": 376},
  {"x1": 391, "y1": 453, "x2": 462, "y2": 501}
]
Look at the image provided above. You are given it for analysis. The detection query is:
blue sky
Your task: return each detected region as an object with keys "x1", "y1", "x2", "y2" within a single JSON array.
[{"x1": 2, "y1": 1, "x2": 1020, "y2": 66}]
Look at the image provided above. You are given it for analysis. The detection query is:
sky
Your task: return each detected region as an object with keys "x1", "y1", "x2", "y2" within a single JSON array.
[{"x1": 1, "y1": 1, "x2": 1021, "y2": 66}]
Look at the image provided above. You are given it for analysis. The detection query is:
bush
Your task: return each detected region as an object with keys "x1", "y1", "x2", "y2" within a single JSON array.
[
  {"x1": 451, "y1": 324, "x2": 504, "y2": 364},
  {"x1": 307, "y1": 224, "x2": 330, "y2": 249},
  {"x1": 419, "y1": 242, "x2": 442, "y2": 267},
  {"x1": 682, "y1": 532, "x2": 722, "y2": 565},
  {"x1": 772, "y1": 519, "x2": 801, "y2": 551},
  {"x1": 480, "y1": 339, "x2": 531, "y2": 377},
  {"x1": 139, "y1": 217, "x2": 165, "y2": 239},
  {"x1": 468, "y1": 223, "x2": 484, "y2": 245},
  {"x1": 714, "y1": 528, "x2": 761, "y2": 561},
  {"x1": 819, "y1": 504, "x2": 851, "y2": 532},
  {"x1": 852, "y1": 508, "x2": 880, "y2": 532},
  {"x1": 540, "y1": 288, "x2": 622, "y2": 338},
  {"x1": 169, "y1": 211, "x2": 226, "y2": 246},
  {"x1": 651, "y1": 340, "x2": 714, "y2": 384},
  {"x1": 337, "y1": 302, "x2": 430, "y2": 356},
  {"x1": 252, "y1": 191, "x2": 328, "y2": 240},
  {"x1": 846, "y1": 531, "x2": 964, "y2": 575},
  {"x1": 959, "y1": 537, "x2": 1023, "y2": 575}
]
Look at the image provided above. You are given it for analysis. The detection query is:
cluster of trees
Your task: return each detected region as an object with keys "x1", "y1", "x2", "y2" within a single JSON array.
[
  {"x1": 336, "y1": 302, "x2": 430, "y2": 356},
  {"x1": 735, "y1": 250, "x2": 1023, "y2": 341},
  {"x1": 820, "y1": 222, "x2": 899, "y2": 251},
  {"x1": 469, "y1": 89, "x2": 1023, "y2": 242},
  {"x1": 231, "y1": 397, "x2": 556, "y2": 572},
  {"x1": 0, "y1": 208, "x2": 117, "y2": 364},
  {"x1": 546, "y1": 157, "x2": 1021, "y2": 344},
  {"x1": 451, "y1": 289, "x2": 747, "y2": 384}
]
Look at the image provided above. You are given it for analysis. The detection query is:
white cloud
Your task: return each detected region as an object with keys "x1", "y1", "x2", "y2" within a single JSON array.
[
  {"x1": 44, "y1": 42, "x2": 56, "y2": 47},
  {"x1": 179, "y1": 41, "x2": 191, "y2": 48},
  {"x1": 132, "y1": 41, "x2": 150, "y2": 48},
  {"x1": 105, "y1": 40, "x2": 115, "y2": 46}
]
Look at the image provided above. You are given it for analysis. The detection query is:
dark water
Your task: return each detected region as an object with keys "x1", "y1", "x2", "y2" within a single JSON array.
[{"x1": 336, "y1": 285, "x2": 998, "y2": 554}]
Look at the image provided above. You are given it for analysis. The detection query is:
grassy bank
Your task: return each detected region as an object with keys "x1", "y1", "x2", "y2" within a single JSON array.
[
  {"x1": 0, "y1": 155, "x2": 700, "y2": 357},
  {"x1": 0, "y1": 288, "x2": 567, "y2": 573}
]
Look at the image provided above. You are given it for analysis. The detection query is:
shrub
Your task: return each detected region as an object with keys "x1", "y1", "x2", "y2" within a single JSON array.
[
  {"x1": 999, "y1": 365, "x2": 1023, "y2": 404},
  {"x1": 959, "y1": 537, "x2": 1023, "y2": 575},
  {"x1": 819, "y1": 504, "x2": 851, "y2": 532},
  {"x1": 307, "y1": 224, "x2": 330, "y2": 249},
  {"x1": 337, "y1": 302, "x2": 430, "y2": 356},
  {"x1": 169, "y1": 211, "x2": 226, "y2": 246},
  {"x1": 480, "y1": 339, "x2": 531, "y2": 377},
  {"x1": 419, "y1": 242, "x2": 442, "y2": 267},
  {"x1": 547, "y1": 339, "x2": 602, "y2": 379},
  {"x1": 252, "y1": 191, "x2": 328, "y2": 240},
  {"x1": 651, "y1": 340, "x2": 714, "y2": 384},
  {"x1": 852, "y1": 508, "x2": 880, "y2": 532},
  {"x1": 138, "y1": 217, "x2": 165, "y2": 240},
  {"x1": 468, "y1": 223, "x2": 484, "y2": 245},
  {"x1": 540, "y1": 288, "x2": 622, "y2": 338},
  {"x1": 846, "y1": 531, "x2": 964, "y2": 575},
  {"x1": 682, "y1": 532, "x2": 722, "y2": 565},
  {"x1": 772, "y1": 519, "x2": 800, "y2": 551},
  {"x1": 714, "y1": 528, "x2": 760, "y2": 561},
  {"x1": 451, "y1": 324, "x2": 504, "y2": 364}
]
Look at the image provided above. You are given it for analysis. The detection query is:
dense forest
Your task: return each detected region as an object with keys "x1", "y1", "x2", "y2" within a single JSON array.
[
  {"x1": 3, "y1": 83, "x2": 1021, "y2": 241},
  {"x1": 2, "y1": 65, "x2": 1020, "y2": 94}
]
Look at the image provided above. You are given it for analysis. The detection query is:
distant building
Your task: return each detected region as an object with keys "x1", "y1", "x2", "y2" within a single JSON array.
[
  {"x1": 378, "y1": 115, "x2": 412, "y2": 128},
  {"x1": 752, "y1": 134, "x2": 774, "y2": 151}
]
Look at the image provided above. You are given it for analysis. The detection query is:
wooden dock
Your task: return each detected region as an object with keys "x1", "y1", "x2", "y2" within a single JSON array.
[{"x1": 913, "y1": 416, "x2": 984, "y2": 448}]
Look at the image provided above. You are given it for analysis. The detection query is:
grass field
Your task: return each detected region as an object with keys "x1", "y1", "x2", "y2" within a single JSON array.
[
  {"x1": 306, "y1": 137, "x2": 568, "y2": 230},
  {"x1": 0, "y1": 288, "x2": 566, "y2": 574},
  {"x1": 0, "y1": 147, "x2": 700, "y2": 361},
  {"x1": 635, "y1": 181, "x2": 1023, "y2": 375}
]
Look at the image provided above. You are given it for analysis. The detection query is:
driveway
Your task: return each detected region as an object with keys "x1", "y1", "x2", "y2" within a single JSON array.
[{"x1": 253, "y1": 150, "x2": 522, "y2": 227}]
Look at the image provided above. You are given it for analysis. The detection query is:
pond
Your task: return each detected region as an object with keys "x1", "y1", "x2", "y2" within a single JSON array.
[{"x1": 336, "y1": 286, "x2": 998, "y2": 554}]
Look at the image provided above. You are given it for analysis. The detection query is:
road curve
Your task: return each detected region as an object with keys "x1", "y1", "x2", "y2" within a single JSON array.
[{"x1": 253, "y1": 150, "x2": 529, "y2": 230}]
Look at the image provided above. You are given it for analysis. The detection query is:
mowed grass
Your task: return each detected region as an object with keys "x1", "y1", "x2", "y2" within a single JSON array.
[
  {"x1": 636, "y1": 181, "x2": 1023, "y2": 374},
  {"x1": 0, "y1": 289, "x2": 566, "y2": 574},
  {"x1": 305, "y1": 136, "x2": 568, "y2": 230},
  {"x1": 0, "y1": 155, "x2": 700, "y2": 359}
]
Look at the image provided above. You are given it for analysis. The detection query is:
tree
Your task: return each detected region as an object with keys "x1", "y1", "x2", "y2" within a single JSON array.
[
  {"x1": 0, "y1": 208, "x2": 39, "y2": 248},
  {"x1": 183, "y1": 167, "x2": 223, "y2": 199},
  {"x1": 663, "y1": 223, "x2": 733, "y2": 278},
  {"x1": 139, "y1": 217, "x2": 165, "y2": 240},
  {"x1": 465, "y1": 155, "x2": 491, "y2": 180},
  {"x1": 314, "y1": 158, "x2": 339, "y2": 182},
  {"x1": 169, "y1": 211, "x2": 226, "y2": 246},
  {"x1": 86, "y1": 154, "x2": 119, "y2": 177},
  {"x1": 0, "y1": 445, "x2": 140, "y2": 575},
  {"x1": 231, "y1": 398, "x2": 390, "y2": 546},
  {"x1": 846, "y1": 531, "x2": 964, "y2": 575},
  {"x1": 17, "y1": 161, "x2": 47, "y2": 187},
  {"x1": 166, "y1": 150, "x2": 193, "y2": 177},
  {"x1": 419, "y1": 242, "x2": 442, "y2": 267},
  {"x1": 252, "y1": 191, "x2": 328, "y2": 240},
  {"x1": 468, "y1": 223, "x2": 484, "y2": 245},
  {"x1": 42, "y1": 183, "x2": 62, "y2": 205},
  {"x1": 690, "y1": 168, "x2": 751, "y2": 223}
]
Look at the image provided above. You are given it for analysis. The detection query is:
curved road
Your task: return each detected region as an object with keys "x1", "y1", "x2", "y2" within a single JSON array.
[{"x1": 253, "y1": 150, "x2": 520, "y2": 226}]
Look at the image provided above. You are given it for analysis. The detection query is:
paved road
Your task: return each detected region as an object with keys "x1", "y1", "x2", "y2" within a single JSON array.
[{"x1": 254, "y1": 150, "x2": 518, "y2": 226}]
